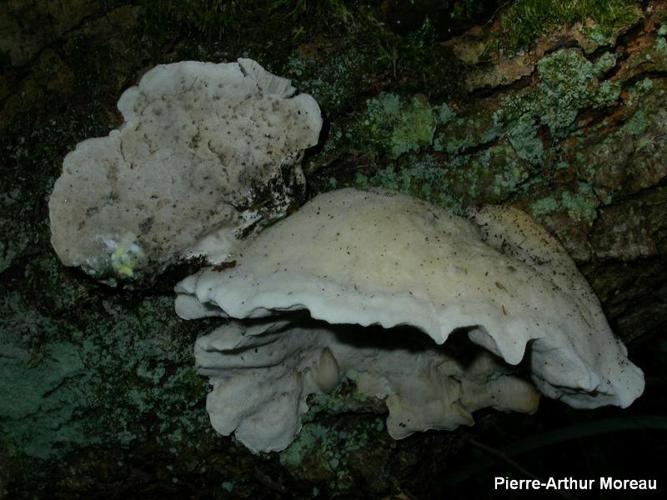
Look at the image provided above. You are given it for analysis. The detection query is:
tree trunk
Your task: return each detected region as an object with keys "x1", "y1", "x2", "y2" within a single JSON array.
[{"x1": 1, "y1": 1, "x2": 665, "y2": 498}]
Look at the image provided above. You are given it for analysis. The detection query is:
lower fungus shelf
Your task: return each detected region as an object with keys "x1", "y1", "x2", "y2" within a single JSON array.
[{"x1": 195, "y1": 319, "x2": 539, "y2": 453}]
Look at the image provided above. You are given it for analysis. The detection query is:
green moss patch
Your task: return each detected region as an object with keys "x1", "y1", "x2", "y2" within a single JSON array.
[{"x1": 500, "y1": 0, "x2": 642, "y2": 52}]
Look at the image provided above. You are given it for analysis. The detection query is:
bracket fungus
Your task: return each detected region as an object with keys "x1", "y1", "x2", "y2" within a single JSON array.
[
  {"x1": 48, "y1": 58, "x2": 322, "y2": 284},
  {"x1": 176, "y1": 188, "x2": 644, "y2": 452},
  {"x1": 195, "y1": 319, "x2": 539, "y2": 452}
]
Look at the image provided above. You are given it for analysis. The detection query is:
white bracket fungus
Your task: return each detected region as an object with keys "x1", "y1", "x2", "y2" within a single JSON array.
[
  {"x1": 177, "y1": 188, "x2": 644, "y2": 452},
  {"x1": 49, "y1": 58, "x2": 322, "y2": 284},
  {"x1": 195, "y1": 319, "x2": 539, "y2": 452}
]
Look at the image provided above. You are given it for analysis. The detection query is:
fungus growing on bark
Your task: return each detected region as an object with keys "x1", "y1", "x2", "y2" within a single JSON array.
[
  {"x1": 194, "y1": 319, "x2": 539, "y2": 452},
  {"x1": 49, "y1": 58, "x2": 322, "y2": 284},
  {"x1": 177, "y1": 188, "x2": 644, "y2": 451}
]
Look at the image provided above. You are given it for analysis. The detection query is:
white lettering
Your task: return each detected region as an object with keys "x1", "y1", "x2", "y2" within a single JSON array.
[
  {"x1": 495, "y1": 476, "x2": 657, "y2": 492},
  {"x1": 600, "y1": 477, "x2": 658, "y2": 490},
  {"x1": 494, "y1": 477, "x2": 542, "y2": 490}
]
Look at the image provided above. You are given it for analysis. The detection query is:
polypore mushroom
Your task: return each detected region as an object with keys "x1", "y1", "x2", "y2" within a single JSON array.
[
  {"x1": 195, "y1": 319, "x2": 539, "y2": 452},
  {"x1": 176, "y1": 187, "x2": 644, "y2": 450},
  {"x1": 49, "y1": 58, "x2": 322, "y2": 284}
]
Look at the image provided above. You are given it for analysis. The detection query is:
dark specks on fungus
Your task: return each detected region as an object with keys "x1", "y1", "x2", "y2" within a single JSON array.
[
  {"x1": 48, "y1": 58, "x2": 322, "y2": 285},
  {"x1": 177, "y1": 188, "x2": 644, "y2": 452}
]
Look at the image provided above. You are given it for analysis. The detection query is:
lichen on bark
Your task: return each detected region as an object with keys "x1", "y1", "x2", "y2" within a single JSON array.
[{"x1": 1, "y1": 0, "x2": 666, "y2": 497}]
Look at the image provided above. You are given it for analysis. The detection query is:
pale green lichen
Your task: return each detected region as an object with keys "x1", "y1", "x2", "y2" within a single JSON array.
[
  {"x1": 357, "y1": 93, "x2": 437, "y2": 159},
  {"x1": 586, "y1": 24, "x2": 615, "y2": 47},
  {"x1": 437, "y1": 103, "x2": 457, "y2": 125},
  {"x1": 595, "y1": 80, "x2": 622, "y2": 106},
  {"x1": 490, "y1": 159, "x2": 531, "y2": 196},
  {"x1": 529, "y1": 197, "x2": 560, "y2": 218},
  {"x1": 506, "y1": 114, "x2": 544, "y2": 164},
  {"x1": 529, "y1": 183, "x2": 599, "y2": 225},
  {"x1": 624, "y1": 110, "x2": 648, "y2": 136},
  {"x1": 593, "y1": 52, "x2": 617, "y2": 75},
  {"x1": 565, "y1": 78, "x2": 667, "y2": 205},
  {"x1": 632, "y1": 78, "x2": 654, "y2": 97},
  {"x1": 279, "y1": 418, "x2": 386, "y2": 490},
  {"x1": 561, "y1": 183, "x2": 599, "y2": 224},
  {"x1": 434, "y1": 106, "x2": 500, "y2": 155},
  {"x1": 472, "y1": 145, "x2": 532, "y2": 199},
  {"x1": 349, "y1": 71, "x2": 594, "y2": 211},
  {"x1": 0, "y1": 293, "x2": 209, "y2": 460},
  {"x1": 355, "y1": 143, "x2": 531, "y2": 212},
  {"x1": 498, "y1": 48, "x2": 621, "y2": 143},
  {"x1": 537, "y1": 49, "x2": 620, "y2": 137},
  {"x1": 285, "y1": 47, "x2": 373, "y2": 112},
  {"x1": 355, "y1": 157, "x2": 464, "y2": 213},
  {"x1": 343, "y1": 46, "x2": 643, "y2": 238}
]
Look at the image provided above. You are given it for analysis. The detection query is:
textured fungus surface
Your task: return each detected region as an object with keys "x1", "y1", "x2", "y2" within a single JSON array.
[
  {"x1": 2, "y1": 0, "x2": 665, "y2": 495},
  {"x1": 48, "y1": 58, "x2": 322, "y2": 284},
  {"x1": 177, "y1": 188, "x2": 644, "y2": 451},
  {"x1": 194, "y1": 319, "x2": 539, "y2": 452}
]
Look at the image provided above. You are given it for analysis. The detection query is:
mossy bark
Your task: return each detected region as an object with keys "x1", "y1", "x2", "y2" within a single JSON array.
[{"x1": 1, "y1": 1, "x2": 665, "y2": 498}]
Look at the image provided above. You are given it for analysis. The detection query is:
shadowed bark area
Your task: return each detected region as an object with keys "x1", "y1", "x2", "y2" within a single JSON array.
[{"x1": 0, "y1": 1, "x2": 665, "y2": 498}]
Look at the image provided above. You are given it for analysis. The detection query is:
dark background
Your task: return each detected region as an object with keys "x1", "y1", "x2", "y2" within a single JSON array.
[{"x1": 1, "y1": 1, "x2": 665, "y2": 498}]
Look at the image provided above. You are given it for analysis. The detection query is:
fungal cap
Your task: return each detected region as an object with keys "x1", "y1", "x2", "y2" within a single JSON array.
[{"x1": 178, "y1": 188, "x2": 643, "y2": 410}]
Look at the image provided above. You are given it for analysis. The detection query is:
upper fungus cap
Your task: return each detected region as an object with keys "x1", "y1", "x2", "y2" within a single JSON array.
[
  {"x1": 177, "y1": 187, "x2": 644, "y2": 410},
  {"x1": 49, "y1": 58, "x2": 322, "y2": 284}
]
